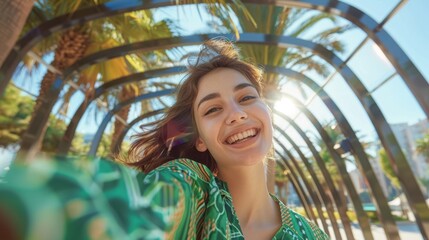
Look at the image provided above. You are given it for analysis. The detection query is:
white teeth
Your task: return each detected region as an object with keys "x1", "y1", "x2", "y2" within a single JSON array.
[{"x1": 226, "y1": 129, "x2": 257, "y2": 144}]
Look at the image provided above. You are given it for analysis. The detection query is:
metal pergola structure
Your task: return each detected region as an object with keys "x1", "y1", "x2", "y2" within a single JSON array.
[{"x1": 1, "y1": 0, "x2": 428, "y2": 239}]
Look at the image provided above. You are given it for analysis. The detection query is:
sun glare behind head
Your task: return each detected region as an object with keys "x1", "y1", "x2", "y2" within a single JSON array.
[{"x1": 274, "y1": 96, "x2": 299, "y2": 117}]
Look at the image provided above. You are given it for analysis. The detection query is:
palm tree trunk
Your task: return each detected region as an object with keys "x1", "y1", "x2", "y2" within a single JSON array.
[
  {"x1": 0, "y1": 0, "x2": 35, "y2": 66},
  {"x1": 16, "y1": 28, "x2": 89, "y2": 162}
]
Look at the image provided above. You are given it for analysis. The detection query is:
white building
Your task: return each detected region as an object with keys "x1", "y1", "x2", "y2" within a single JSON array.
[{"x1": 390, "y1": 119, "x2": 429, "y2": 180}]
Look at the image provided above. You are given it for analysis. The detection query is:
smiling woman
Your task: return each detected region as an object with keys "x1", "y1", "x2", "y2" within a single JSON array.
[{"x1": 118, "y1": 39, "x2": 329, "y2": 239}]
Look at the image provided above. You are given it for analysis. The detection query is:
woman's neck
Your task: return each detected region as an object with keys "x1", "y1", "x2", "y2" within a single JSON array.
[{"x1": 217, "y1": 162, "x2": 280, "y2": 229}]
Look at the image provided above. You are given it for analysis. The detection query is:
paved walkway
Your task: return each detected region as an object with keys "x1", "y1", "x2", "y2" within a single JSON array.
[{"x1": 325, "y1": 221, "x2": 423, "y2": 239}]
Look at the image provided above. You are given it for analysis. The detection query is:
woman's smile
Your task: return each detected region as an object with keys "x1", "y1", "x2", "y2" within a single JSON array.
[{"x1": 225, "y1": 128, "x2": 258, "y2": 145}]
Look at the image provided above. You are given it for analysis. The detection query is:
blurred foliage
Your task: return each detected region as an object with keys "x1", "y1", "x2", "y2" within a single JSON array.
[
  {"x1": 69, "y1": 131, "x2": 117, "y2": 159},
  {"x1": 0, "y1": 86, "x2": 33, "y2": 148},
  {"x1": 0, "y1": 86, "x2": 92, "y2": 155}
]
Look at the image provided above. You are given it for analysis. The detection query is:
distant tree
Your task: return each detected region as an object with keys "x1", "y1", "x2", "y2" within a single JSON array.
[
  {"x1": 0, "y1": 86, "x2": 79, "y2": 156},
  {"x1": 415, "y1": 132, "x2": 429, "y2": 197},
  {"x1": 379, "y1": 148, "x2": 400, "y2": 189},
  {"x1": 416, "y1": 133, "x2": 429, "y2": 162}
]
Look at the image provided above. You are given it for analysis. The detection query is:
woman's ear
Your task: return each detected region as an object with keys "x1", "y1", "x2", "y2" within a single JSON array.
[{"x1": 195, "y1": 137, "x2": 208, "y2": 152}]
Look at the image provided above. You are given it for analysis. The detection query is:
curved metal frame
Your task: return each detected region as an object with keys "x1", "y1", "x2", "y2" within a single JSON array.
[
  {"x1": 274, "y1": 126, "x2": 337, "y2": 237},
  {"x1": 112, "y1": 67, "x2": 374, "y2": 238},
  {"x1": 88, "y1": 90, "x2": 332, "y2": 232},
  {"x1": 279, "y1": 92, "x2": 373, "y2": 239},
  {"x1": 88, "y1": 89, "x2": 174, "y2": 156},
  {"x1": 93, "y1": 86, "x2": 336, "y2": 233},
  {"x1": 48, "y1": 36, "x2": 429, "y2": 233},
  {"x1": 273, "y1": 137, "x2": 329, "y2": 233},
  {"x1": 267, "y1": 66, "x2": 403, "y2": 237},
  {"x1": 1, "y1": 0, "x2": 427, "y2": 118},
  {"x1": 57, "y1": 66, "x2": 186, "y2": 154},
  {"x1": 275, "y1": 151, "x2": 315, "y2": 222},
  {"x1": 110, "y1": 109, "x2": 166, "y2": 155},
  {"x1": 77, "y1": 60, "x2": 420, "y2": 237},
  {"x1": 274, "y1": 110, "x2": 354, "y2": 239}
]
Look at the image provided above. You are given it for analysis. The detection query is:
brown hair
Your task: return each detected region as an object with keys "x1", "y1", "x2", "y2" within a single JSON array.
[{"x1": 122, "y1": 39, "x2": 264, "y2": 173}]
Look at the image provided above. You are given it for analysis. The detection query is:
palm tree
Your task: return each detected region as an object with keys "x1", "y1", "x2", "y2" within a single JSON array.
[
  {"x1": 214, "y1": 4, "x2": 349, "y2": 97},
  {"x1": 69, "y1": 11, "x2": 174, "y2": 155},
  {"x1": 15, "y1": 1, "x2": 174, "y2": 161},
  {"x1": 212, "y1": 4, "x2": 349, "y2": 195},
  {"x1": 0, "y1": 0, "x2": 35, "y2": 66}
]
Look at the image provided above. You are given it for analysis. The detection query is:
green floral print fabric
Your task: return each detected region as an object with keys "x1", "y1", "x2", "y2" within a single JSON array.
[{"x1": 0, "y1": 157, "x2": 329, "y2": 239}]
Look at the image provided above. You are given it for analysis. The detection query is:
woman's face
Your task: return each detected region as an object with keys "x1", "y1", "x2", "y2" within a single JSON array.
[{"x1": 193, "y1": 68, "x2": 273, "y2": 169}]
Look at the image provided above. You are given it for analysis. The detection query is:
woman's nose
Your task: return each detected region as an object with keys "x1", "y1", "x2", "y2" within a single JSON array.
[{"x1": 225, "y1": 104, "x2": 248, "y2": 124}]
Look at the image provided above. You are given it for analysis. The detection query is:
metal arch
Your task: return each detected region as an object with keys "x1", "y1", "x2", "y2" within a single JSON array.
[
  {"x1": 51, "y1": 35, "x2": 429, "y2": 230},
  {"x1": 274, "y1": 126, "x2": 338, "y2": 237},
  {"x1": 274, "y1": 139, "x2": 320, "y2": 225},
  {"x1": 259, "y1": 36, "x2": 428, "y2": 236},
  {"x1": 43, "y1": 33, "x2": 429, "y2": 233},
  {"x1": 7, "y1": 28, "x2": 428, "y2": 232},
  {"x1": 88, "y1": 89, "x2": 174, "y2": 157},
  {"x1": 68, "y1": 63, "x2": 416, "y2": 237},
  {"x1": 275, "y1": 149, "x2": 316, "y2": 222},
  {"x1": 111, "y1": 109, "x2": 166, "y2": 155},
  {"x1": 279, "y1": 92, "x2": 373, "y2": 239},
  {"x1": 60, "y1": 52, "x2": 424, "y2": 234},
  {"x1": 1, "y1": 1, "x2": 427, "y2": 118},
  {"x1": 267, "y1": 66, "x2": 402, "y2": 238},
  {"x1": 273, "y1": 137, "x2": 328, "y2": 230},
  {"x1": 57, "y1": 66, "x2": 186, "y2": 155},
  {"x1": 274, "y1": 110, "x2": 354, "y2": 240}
]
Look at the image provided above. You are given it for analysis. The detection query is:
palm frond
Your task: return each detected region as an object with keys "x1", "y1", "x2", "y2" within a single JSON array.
[{"x1": 290, "y1": 13, "x2": 336, "y2": 37}]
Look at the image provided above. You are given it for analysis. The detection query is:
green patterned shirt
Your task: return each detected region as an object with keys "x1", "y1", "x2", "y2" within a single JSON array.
[
  {"x1": 0, "y1": 157, "x2": 329, "y2": 239},
  {"x1": 143, "y1": 158, "x2": 329, "y2": 240}
]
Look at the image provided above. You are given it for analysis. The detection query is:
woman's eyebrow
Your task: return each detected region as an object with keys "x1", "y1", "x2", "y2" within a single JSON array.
[
  {"x1": 197, "y1": 93, "x2": 220, "y2": 109},
  {"x1": 234, "y1": 83, "x2": 255, "y2": 91},
  {"x1": 197, "y1": 83, "x2": 256, "y2": 109}
]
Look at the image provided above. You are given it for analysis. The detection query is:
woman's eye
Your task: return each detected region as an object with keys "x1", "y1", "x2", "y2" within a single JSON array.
[
  {"x1": 240, "y1": 95, "x2": 256, "y2": 102},
  {"x1": 204, "y1": 107, "x2": 221, "y2": 116}
]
